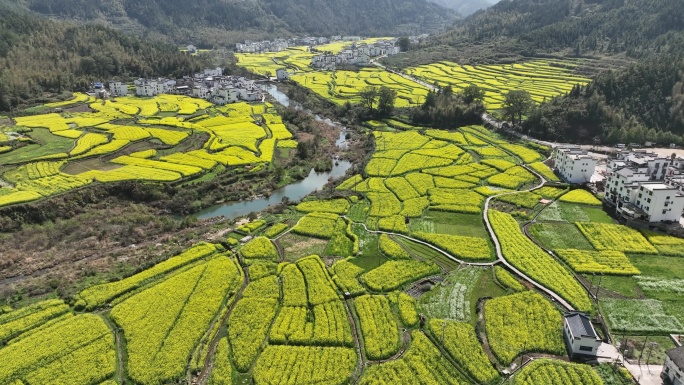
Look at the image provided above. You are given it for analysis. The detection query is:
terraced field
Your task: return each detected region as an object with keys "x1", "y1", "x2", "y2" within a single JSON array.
[
  {"x1": 291, "y1": 68, "x2": 430, "y2": 107},
  {"x1": 0, "y1": 94, "x2": 295, "y2": 208},
  {"x1": 405, "y1": 60, "x2": 591, "y2": 109}
]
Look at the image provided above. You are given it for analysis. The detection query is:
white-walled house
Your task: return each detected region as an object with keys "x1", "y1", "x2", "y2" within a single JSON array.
[
  {"x1": 110, "y1": 82, "x2": 128, "y2": 96},
  {"x1": 633, "y1": 183, "x2": 684, "y2": 222},
  {"x1": 664, "y1": 346, "x2": 684, "y2": 385},
  {"x1": 563, "y1": 312, "x2": 601, "y2": 358},
  {"x1": 555, "y1": 146, "x2": 597, "y2": 184},
  {"x1": 276, "y1": 68, "x2": 290, "y2": 81},
  {"x1": 135, "y1": 82, "x2": 158, "y2": 97},
  {"x1": 605, "y1": 167, "x2": 684, "y2": 222}
]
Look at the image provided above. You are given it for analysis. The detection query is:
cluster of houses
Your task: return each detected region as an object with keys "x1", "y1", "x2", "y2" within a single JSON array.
[
  {"x1": 236, "y1": 36, "x2": 341, "y2": 53},
  {"x1": 108, "y1": 67, "x2": 264, "y2": 105},
  {"x1": 310, "y1": 39, "x2": 401, "y2": 70},
  {"x1": 554, "y1": 146, "x2": 684, "y2": 224}
]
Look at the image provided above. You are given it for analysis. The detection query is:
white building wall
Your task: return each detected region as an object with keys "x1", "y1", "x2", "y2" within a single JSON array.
[{"x1": 663, "y1": 356, "x2": 684, "y2": 385}]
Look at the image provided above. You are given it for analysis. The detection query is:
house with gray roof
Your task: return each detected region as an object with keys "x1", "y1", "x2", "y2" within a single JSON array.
[
  {"x1": 664, "y1": 346, "x2": 684, "y2": 385},
  {"x1": 563, "y1": 312, "x2": 602, "y2": 358}
]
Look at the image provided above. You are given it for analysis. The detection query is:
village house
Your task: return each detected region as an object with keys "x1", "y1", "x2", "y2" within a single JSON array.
[
  {"x1": 276, "y1": 68, "x2": 290, "y2": 81},
  {"x1": 562, "y1": 312, "x2": 602, "y2": 358},
  {"x1": 663, "y1": 346, "x2": 684, "y2": 385},
  {"x1": 125, "y1": 68, "x2": 263, "y2": 103},
  {"x1": 604, "y1": 168, "x2": 684, "y2": 223},
  {"x1": 608, "y1": 149, "x2": 672, "y2": 180},
  {"x1": 554, "y1": 146, "x2": 597, "y2": 184},
  {"x1": 109, "y1": 81, "x2": 128, "y2": 96}
]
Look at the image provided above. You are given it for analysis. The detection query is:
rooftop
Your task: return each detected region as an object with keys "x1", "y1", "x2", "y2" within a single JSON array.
[
  {"x1": 667, "y1": 346, "x2": 684, "y2": 369},
  {"x1": 641, "y1": 183, "x2": 675, "y2": 191},
  {"x1": 564, "y1": 312, "x2": 598, "y2": 339}
]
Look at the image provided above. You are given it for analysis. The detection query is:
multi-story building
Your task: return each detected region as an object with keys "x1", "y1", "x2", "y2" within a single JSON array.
[
  {"x1": 663, "y1": 346, "x2": 684, "y2": 385},
  {"x1": 554, "y1": 146, "x2": 597, "y2": 184},
  {"x1": 109, "y1": 82, "x2": 128, "y2": 96},
  {"x1": 604, "y1": 168, "x2": 684, "y2": 223}
]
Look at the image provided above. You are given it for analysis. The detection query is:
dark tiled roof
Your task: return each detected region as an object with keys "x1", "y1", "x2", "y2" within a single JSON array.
[
  {"x1": 667, "y1": 346, "x2": 684, "y2": 369},
  {"x1": 564, "y1": 312, "x2": 598, "y2": 339}
]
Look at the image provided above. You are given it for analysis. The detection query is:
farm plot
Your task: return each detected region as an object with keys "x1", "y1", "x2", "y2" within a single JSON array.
[
  {"x1": 253, "y1": 346, "x2": 357, "y2": 385},
  {"x1": 362, "y1": 260, "x2": 440, "y2": 292},
  {"x1": 419, "y1": 267, "x2": 483, "y2": 322},
  {"x1": 559, "y1": 189, "x2": 602, "y2": 205},
  {"x1": 429, "y1": 319, "x2": 500, "y2": 384},
  {"x1": 111, "y1": 257, "x2": 243, "y2": 384},
  {"x1": 405, "y1": 60, "x2": 590, "y2": 109},
  {"x1": 640, "y1": 230, "x2": 684, "y2": 257},
  {"x1": 485, "y1": 292, "x2": 565, "y2": 365},
  {"x1": 359, "y1": 331, "x2": 467, "y2": 385},
  {"x1": 355, "y1": 295, "x2": 401, "y2": 360},
  {"x1": 576, "y1": 223, "x2": 658, "y2": 254},
  {"x1": 489, "y1": 210, "x2": 592, "y2": 311},
  {"x1": 555, "y1": 249, "x2": 640, "y2": 275},
  {"x1": 0, "y1": 314, "x2": 116, "y2": 385},
  {"x1": 510, "y1": 359, "x2": 603, "y2": 385},
  {"x1": 291, "y1": 68, "x2": 430, "y2": 107},
  {"x1": 0, "y1": 96, "x2": 295, "y2": 209},
  {"x1": 76, "y1": 242, "x2": 218, "y2": 309},
  {"x1": 600, "y1": 298, "x2": 684, "y2": 334}
]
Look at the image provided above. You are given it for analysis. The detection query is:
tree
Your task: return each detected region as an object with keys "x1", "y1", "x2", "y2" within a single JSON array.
[
  {"x1": 503, "y1": 90, "x2": 533, "y2": 126},
  {"x1": 377, "y1": 86, "x2": 397, "y2": 117},
  {"x1": 360, "y1": 86, "x2": 378, "y2": 113},
  {"x1": 397, "y1": 37, "x2": 410, "y2": 52},
  {"x1": 462, "y1": 85, "x2": 485, "y2": 104}
]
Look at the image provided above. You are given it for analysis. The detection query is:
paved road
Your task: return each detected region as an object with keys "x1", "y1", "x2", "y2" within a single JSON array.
[
  {"x1": 481, "y1": 165, "x2": 576, "y2": 311},
  {"x1": 597, "y1": 343, "x2": 664, "y2": 385}
]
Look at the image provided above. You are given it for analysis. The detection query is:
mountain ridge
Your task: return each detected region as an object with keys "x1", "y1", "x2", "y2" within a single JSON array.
[{"x1": 8, "y1": 0, "x2": 459, "y2": 46}]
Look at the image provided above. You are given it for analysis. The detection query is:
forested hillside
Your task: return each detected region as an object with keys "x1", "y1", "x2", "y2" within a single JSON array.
[
  {"x1": 10, "y1": 0, "x2": 457, "y2": 46},
  {"x1": 439, "y1": 0, "x2": 684, "y2": 58},
  {"x1": 427, "y1": 0, "x2": 494, "y2": 16},
  {"x1": 0, "y1": 4, "x2": 203, "y2": 111},
  {"x1": 387, "y1": 0, "x2": 684, "y2": 67},
  {"x1": 523, "y1": 59, "x2": 684, "y2": 145}
]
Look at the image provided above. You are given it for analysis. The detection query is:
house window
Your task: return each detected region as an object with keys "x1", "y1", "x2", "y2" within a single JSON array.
[
  {"x1": 648, "y1": 198, "x2": 652, "y2": 203},
  {"x1": 579, "y1": 346, "x2": 593, "y2": 352},
  {"x1": 663, "y1": 210, "x2": 667, "y2": 215}
]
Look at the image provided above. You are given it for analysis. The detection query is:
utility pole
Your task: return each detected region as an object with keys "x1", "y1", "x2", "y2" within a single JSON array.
[
  {"x1": 595, "y1": 273, "x2": 603, "y2": 300},
  {"x1": 638, "y1": 335, "x2": 649, "y2": 366},
  {"x1": 589, "y1": 273, "x2": 595, "y2": 293},
  {"x1": 645, "y1": 342, "x2": 657, "y2": 373}
]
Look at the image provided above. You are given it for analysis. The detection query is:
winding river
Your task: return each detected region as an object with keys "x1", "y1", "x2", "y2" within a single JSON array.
[{"x1": 195, "y1": 84, "x2": 352, "y2": 220}]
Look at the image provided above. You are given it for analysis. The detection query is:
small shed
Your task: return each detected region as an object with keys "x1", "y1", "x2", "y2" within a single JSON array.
[
  {"x1": 664, "y1": 346, "x2": 684, "y2": 385},
  {"x1": 563, "y1": 312, "x2": 601, "y2": 358}
]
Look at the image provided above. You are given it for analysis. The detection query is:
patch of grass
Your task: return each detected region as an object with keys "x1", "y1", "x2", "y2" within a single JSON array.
[
  {"x1": 350, "y1": 223, "x2": 385, "y2": 271},
  {"x1": 0, "y1": 128, "x2": 74, "y2": 165},
  {"x1": 600, "y1": 298, "x2": 683, "y2": 334},
  {"x1": 529, "y1": 222, "x2": 594, "y2": 250},
  {"x1": 419, "y1": 266, "x2": 483, "y2": 323},
  {"x1": 589, "y1": 275, "x2": 641, "y2": 298},
  {"x1": 348, "y1": 200, "x2": 369, "y2": 222},
  {"x1": 469, "y1": 268, "x2": 508, "y2": 326},
  {"x1": 279, "y1": 233, "x2": 328, "y2": 262},
  {"x1": 409, "y1": 211, "x2": 487, "y2": 238},
  {"x1": 621, "y1": 335, "x2": 676, "y2": 365},
  {"x1": 394, "y1": 237, "x2": 460, "y2": 271},
  {"x1": 630, "y1": 254, "x2": 684, "y2": 280},
  {"x1": 538, "y1": 202, "x2": 614, "y2": 223}
]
